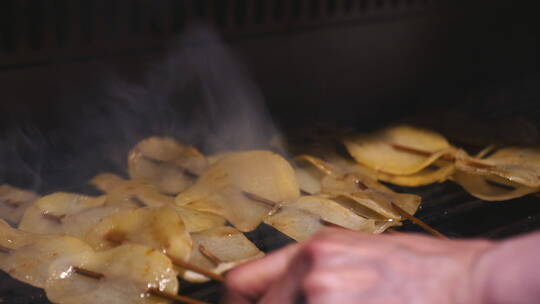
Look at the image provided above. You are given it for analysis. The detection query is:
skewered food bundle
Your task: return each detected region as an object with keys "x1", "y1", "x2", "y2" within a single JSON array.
[{"x1": 2, "y1": 125, "x2": 539, "y2": 303}]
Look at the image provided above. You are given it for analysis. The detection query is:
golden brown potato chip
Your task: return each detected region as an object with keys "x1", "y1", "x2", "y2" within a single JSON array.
[
  {"x1": 263, "y1": 206, "x2": 324, "y2": 242},
  {"x1": 171, "y1": 205, "x2": 225, "y2": 233},
  {"x1": 0, "y1": 185, "x2": 39, "y2": 225},
  {"x1": 91, "y1": 173, "x2": 224, "y2": 232},
  {"x1": 84, "y1": 206, "x2": 192, "y2": 262},
  {"x1": 452, "y1": 170, "x2": 538, "y2": 201},
  {"x1": 345, "y1": 125, "x2": 455, "y2": 175},
  {"x1": 18, "y1": 193, "x2": 107, "y2": 235},
  {"x1": 128, "y1": 137, "x2": 208, "y2": 195},
  {"x1": 456, "y1": 147, "x2": 540, "y2": 188},
  {"x1": 294, "y1": 167, "x2": 324, "y2": 195},
  {"x1": 45, "y1": 244, "x2": 178, "y2": 304},
  {"x1": 91, "y1": 173, "x2": 175, "y2": 208},
  {"x1": 1, "y1": 235, "x2": 93, "y2": 288},
  {"x1": 176, "y1": 150, "x2": 300, "y2": 232},
  {"x1": 183, "y1": 226, "x2": 264, "y2": 283},
  {"x1": 375, "y1": 164, "x2": 455, "y2": 187},
  {"x1": 321, "y1": 174, "x2": 421, "y2": 220}
]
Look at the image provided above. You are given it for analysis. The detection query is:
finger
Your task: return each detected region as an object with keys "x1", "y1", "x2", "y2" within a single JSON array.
[
  {"x1": 258, "y1": 247, "x2": 312, "y2": 304},
  {"x1": 221, "y1": 243, "x2": 300, "y2": 304}
]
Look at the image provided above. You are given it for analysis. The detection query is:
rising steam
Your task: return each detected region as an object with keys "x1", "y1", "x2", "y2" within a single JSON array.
[{"x1": 0, "y1": 25, "x2": 279, "y2": 193}]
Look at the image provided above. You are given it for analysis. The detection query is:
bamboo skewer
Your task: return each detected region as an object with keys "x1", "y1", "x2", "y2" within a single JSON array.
[
  {"x1": 103, "y1": 234, "x2": 225, "y2": 283},
  {"x1": 0, "y1": 245, "x2": 11, "y2": 254},
  {"x1": 73, "y1": 267, "x2": 209, "y2": 304},
  {"x1": 242, "y1": 191, "x2": 279, "y2": 207},
  {"x1": 390, "y1": 202, "x2": 449, "y2": 240},
  {"x1": 167, "y1": 254, "x2": 224, "y2": 283},
  {"x1": 198, "y1": 245, "x2": 222, "y2": 267},
  {"x1": 148, "y1": 287, "x2": 209, "y2": 304}
]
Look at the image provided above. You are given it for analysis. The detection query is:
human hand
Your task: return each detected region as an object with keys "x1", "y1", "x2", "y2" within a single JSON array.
[{"x1": 222, "y1": 227, "x2": 496, "y2": 304}]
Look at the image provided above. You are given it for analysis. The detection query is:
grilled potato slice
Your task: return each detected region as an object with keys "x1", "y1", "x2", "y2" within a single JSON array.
[
  {"x1": 128, "y1": 137, "x2": 207, "y2": 195},
  {"x1": 0, "y1": 185, "x2": 39, "y2": 225},
  {"x1": 183, "y1": 226, "x2": 264, "y2": 283},
  {"x1": 345, "y1": 125, "x2": 455, "y2": 175},
  {"x1": 176, "y1": 150, "x2": 300, "y2": 232}
]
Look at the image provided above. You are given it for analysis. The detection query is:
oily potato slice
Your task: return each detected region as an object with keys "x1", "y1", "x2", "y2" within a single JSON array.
[
  {"x1": 375, "y1": 163, "x2": 456, "y2": 187},
  {"x1": 18, "y1": 193, "x2": 107, "y2": 235},
  {"x1": 84, "y1": 206, "x2": 192, "y2": 262},
  {"x1": 456, "y1": 147, "x2": 540, "y2": 188},
  {"x1": 45, "y1": 244, "x2": 178, "y2": 304},
  {"x1": 0, "y1": 185, "x2": 39, "y2": 225},
  {"x1": 263, "y1": 206, "x2": 325, "y2": 242},
  {"x1": 176, "y1": 150, "x2": 300, "y2": 232},
  {"x1": 321, "y1": 174, "x2": 421, "y2": 220},
  {"x1": 330, "y1": 153, "x2": 454, "y2": 187},
  {"x1": 91, "y1": 173, "x2": 224, "y2": 232},
  {"x1": 128, "y1": 137, "x2": 207, "y2": 194},
  {"x1": 0, "y1": 219, "x2": 46, "y2": 251},
  {"x1": 171, "y1": 205, "x2": 225, "y2": 233},
  {"x1": 295, "y1": 167, "x2": 324, "y2": 195},
  {"x1": 264, "y1": 197, "x2": 397, "y2": 242},
  {"x1": 183, "y1": 226, "x2": 264, "y2": 283},
  {"x1": 91, "y1": 173, "x2": 175, "y2": 208},
  {"x1": 452, "y1": 170, "x2": 538, "y2": 201},
  {"x1": 345, "y1": 125, "x2": 454, "y2": 175},
  {"x1": 1, "y1": 235, "x2": 93, "y2": 288},
  {"x1": 292, "y1": 195, "x2": 380, "y2": 231}
]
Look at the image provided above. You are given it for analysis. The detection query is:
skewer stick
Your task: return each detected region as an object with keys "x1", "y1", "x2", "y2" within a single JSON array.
[
  {"x1": 2, "y1": 199, "x2": 19, "y2": 208},
  {"x1": 242, "y1": 191, "x2": 279, "y2": 207},
  {"x1": 102, "y1": 234, "x2": 224, "y2": 282},
  {"x1": 73, "y1": 267, "x2": 208, "y2": 304},
  {"x1": 385, "y1": 228, "x2": 404, "y2": 235},
  {"x1": 147, "y1": 287, "x2": 209, "y2": 304},
  {"x1": 390, "y1": 202, "x2": 449, "y2": 240},
  {"x1": 390, "y1": 144, "x2": 455, "y2": 162},
  {"x1": 167, "y1": 255, "x2": 225, "y2": 283},
  {"x1": 42, "y1": 213, "x2": 66, "y2": 224},
  {"x1": 73, "y1": 266, "x2": 105, "y2": 280},
  {"x1": 0, "y1": 245, "x2": 11, "y2": 253},
  {"x1": 198, "y1": 245, "x2": 222, "y2": 267}
]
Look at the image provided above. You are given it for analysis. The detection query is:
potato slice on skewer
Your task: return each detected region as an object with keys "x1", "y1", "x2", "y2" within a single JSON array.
[
  {"x1": 456, "y1": 147, "x2": 540, "y2": 188},
  {"x1": 345, "y1": 125, "x2": 455, "y2": 175},
  {"x1": 375, "y1": 163, "x2": 455, "y2": 187},
  {"x1": 263, "y1": 207, "x2": 325, "y2": 242},
  {"x1": 0, "y1": 185, "x2": 39, "y2": 225},
  {"x1": 91, "y1": 173, "x2": 225, "y2": 232},
  {"x1": 1, "y1": 219, "x2": 46, "y2": 251},
  {"x1": 326, "y1": 154, "x2": 455, "y2": 187},
  {"x1": 93, "y1": 175, "x2": 176, "y2": 208},
  {"x1": 45, "y1": 244, "x2": 178, "y2": 304},
  {"x1": 322, "y1": 174, "x2": 421, "y2": 220},
  {"x1": 264, "y1": 196, "x2": 395, "y2": 242},
  {"x1": 128, "y1": 137, "x2": 208, "y2": 195},
  {"x1": 295, "y1": 167, "x2": 324, "y2": 195},
  {"x1": 84, "y1": 206, "x2": 192, "y2": 263},
  {"x1": 452, "y1": 170, "x2": 538, "y2": 201},
  {"x1": 176, "y1": 150, "x2": 300, "y2": 232},
  {"x1": 296, "y1": 155, "x2": 421, "y2": 219},
  {"x1": 18, "y1": 193, "x2": 107, "y2": 235},
  {"x1": 183, "y1": 226, "x2": 264, "y2": 283},
  {"x1": 1, "y1": 235, "x2": 93, "y2": 288},
  {"x1": 171, "y1": 205, "x2": 225, "y2": 233},
  {"x1": 293, "y1": 195, "x2": 382, "y2": 231}
]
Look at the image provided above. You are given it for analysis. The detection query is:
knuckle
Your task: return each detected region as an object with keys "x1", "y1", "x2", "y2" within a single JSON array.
[
  {"x1": 302, "y1": 271, "x2": 331, "y2": 296},
  {"x1": 223, "y1": 268, "x2": 246, "y2": 292},
  {"x1": 301, "y1": 239, "x2": 334, "y2": 261}
]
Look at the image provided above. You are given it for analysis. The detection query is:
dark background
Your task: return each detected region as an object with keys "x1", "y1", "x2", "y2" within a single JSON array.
[{"x1": 1, "y1": 1, "x2": 540, "y2": 303}]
